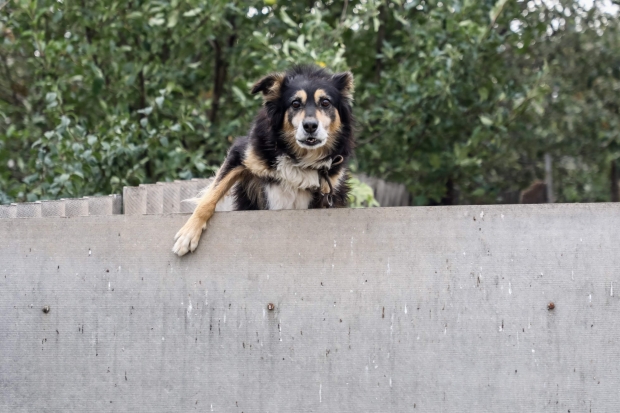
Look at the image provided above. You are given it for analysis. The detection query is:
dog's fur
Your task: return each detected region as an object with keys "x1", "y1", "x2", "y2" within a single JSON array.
[{"x1": 173, "y1": 65, "x2": 355, "y2": 256}]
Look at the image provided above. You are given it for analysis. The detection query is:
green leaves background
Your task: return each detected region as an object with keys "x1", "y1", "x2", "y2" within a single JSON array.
[{"x1": 0, "y1": 0, "x2": 618, "y2": 205}]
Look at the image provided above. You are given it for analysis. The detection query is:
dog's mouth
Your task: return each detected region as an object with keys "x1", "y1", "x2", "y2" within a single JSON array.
[
  {"x1": 295, "y1": 124, "x2": 328, "y2": 149},
  {"x1": 298, "y1": 137, "x2": 322, "y2": 147}
]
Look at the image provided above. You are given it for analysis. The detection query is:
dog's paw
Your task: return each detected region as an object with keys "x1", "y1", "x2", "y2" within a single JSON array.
[{"x1": 172, "y1": 218, "x2": 207, "y2": 256}]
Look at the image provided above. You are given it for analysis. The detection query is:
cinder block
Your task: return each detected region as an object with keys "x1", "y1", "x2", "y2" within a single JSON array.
[
  {"x1": 143, "y1": 184, "x2": 163, "y2": 215},
  {"x1": 190, "y1": 178, "x2": 234, "y2": 212},
  {"x1": 191, "y1": 178, "x2": 212, "y2": 193},
  {"x1": 63, "y1": 198, "x2": 89, "y2": 217},
  {"x1": 160, "y1": 182, "x2": 181, "y2": 214},
  {"x1": 16, "y1": 201, "x2": 42, "y2": 218},
  {"x1": 123, "y1": 186, "x2": 147, "y2": 215},
  {"x1": 176, "y1": 180, "x2": 200, "y2": 213},
  {"x1": 41, "y1": 200, "x2": 66, "y2": 217},
  {"x1": 86, "y1": 194, "x2": 123, "y2": 216},
  {"x1": 111, "y1": 194, "x2": 122, "y2": 214},
  {"x1": 0, "y1": 203, "x2": 17, "y2": 219}
]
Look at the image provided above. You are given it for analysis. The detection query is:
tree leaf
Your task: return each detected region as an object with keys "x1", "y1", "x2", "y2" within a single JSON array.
[
  {"x1": 280, "y1": 9, "x2": 297, "y2": 28},
  {"x1": 183, "y1": 8, "x2": 201, "y2": 17},
  {"x1": 479, "y1": 115, "x2": 493, "y2": 126}
]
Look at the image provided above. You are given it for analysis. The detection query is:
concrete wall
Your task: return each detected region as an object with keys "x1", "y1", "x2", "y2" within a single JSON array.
[{"x1": 1, "y1": 204, "x2": 620, "y2": 412}]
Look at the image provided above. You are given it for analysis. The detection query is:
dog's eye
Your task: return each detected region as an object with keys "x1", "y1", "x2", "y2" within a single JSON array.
[
  {"x1": 320, "y1": 99, "x2": 331, "y2": 108},
  {"x1": 291, "y1": 101, "x2": 301, "y2": 109}
]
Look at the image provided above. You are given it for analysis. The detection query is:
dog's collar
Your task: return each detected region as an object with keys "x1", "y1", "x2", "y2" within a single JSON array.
[
  {"x1": 314, "y1": 154, "x2": 344, "y2": 170},
  {"x1": 329, "y1": 155, "x2": 345, "y2": 167},
  {"x1": 289, "y1": 154, "x2": 344, "y2": 171},
  {"x1": 318, "y1": 155, "x2": 344, "y2": 208}
]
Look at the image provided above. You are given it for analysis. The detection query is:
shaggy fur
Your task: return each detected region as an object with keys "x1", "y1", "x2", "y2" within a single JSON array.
[{"x1": 173, "y1": 65, "x2": 355, "y2": 256}]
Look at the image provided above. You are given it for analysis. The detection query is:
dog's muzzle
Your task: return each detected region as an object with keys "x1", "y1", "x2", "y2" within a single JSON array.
[{"x1": 296, "y1": 119, "x2": 328, "y2": 148}]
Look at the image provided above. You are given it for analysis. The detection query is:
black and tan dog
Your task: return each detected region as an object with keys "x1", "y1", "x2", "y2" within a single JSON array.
[{"x1": 173, "y1": 65, "x2": 355, "y2": 256}]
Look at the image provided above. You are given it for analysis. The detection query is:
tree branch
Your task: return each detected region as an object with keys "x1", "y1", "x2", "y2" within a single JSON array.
[
  {"x1": 340, "y1": 0, "x2": 349, "y2": 22},
  {"x1": 0, "y1": 51, "x2": 20, "y2": 105},
  {"x1": 82, "y1": 0, "x2": 109, "y2": 85},
  {"x1": 374, "y1": 4, "x2": 386, "y2": 84},
  {"x1": 480, "y1": 0, "x2": 510, "y2": 42}
]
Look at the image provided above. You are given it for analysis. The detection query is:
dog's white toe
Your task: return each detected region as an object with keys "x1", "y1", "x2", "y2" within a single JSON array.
[{"x1": 172, "y1": 219, "x2": 205, "y2": 256}]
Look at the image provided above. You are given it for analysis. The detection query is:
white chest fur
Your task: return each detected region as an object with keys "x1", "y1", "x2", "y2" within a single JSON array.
[
  {"x1": 265, "y1": 184, "x2": 313, "y2": 210},
  {"x1": 262, "y1": 156, "x2": 323, "y2": 210},
  {"x1": 275, "y1": 156, "x2": 321, "y2": 190}
]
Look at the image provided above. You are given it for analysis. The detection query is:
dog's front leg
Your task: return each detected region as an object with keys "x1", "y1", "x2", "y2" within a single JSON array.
[{"x1": 172, "y1": 165, "x2": 244, "y2": 256}]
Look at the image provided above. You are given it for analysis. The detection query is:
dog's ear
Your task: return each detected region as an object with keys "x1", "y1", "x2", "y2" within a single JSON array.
[
  {"x1": 331, "y1": 71, "x2": 354, "y2": 102},
  {"x1": 251, "y1": 72, "x2": 286, "y2": 102}
]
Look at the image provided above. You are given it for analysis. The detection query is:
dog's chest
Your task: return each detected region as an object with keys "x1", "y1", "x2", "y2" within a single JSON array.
[
  {"x1": 265, "y1": 184, "x2": 313, "y2": 210},
  {"x1": 264, "y1": 156, "x2": 321, "y2": 210},
  {"x1": 275, "y1": 156, "x2": 321, "y2": 190}
]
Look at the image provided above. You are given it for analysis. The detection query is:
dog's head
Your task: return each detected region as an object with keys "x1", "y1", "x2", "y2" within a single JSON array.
[{"x1": 251, "y1": 65, "x2": 354, "y2": 152}]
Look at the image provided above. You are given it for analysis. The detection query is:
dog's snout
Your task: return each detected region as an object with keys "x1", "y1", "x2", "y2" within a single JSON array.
[{"x1": 303, "y1": 118, "x2": 318, "y2": 134}]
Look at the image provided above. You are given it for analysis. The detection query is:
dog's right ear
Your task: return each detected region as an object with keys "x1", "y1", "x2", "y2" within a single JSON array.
[
  {"x1": 251, "y1": 72, "x2": 285, "y2": 102},
  {"x1": 332, "y1": 71, "x2": 354, "y2": 103}
]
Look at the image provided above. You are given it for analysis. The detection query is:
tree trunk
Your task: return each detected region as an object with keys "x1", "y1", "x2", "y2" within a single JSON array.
[
  {"x1": 208, "y1": 19, "x2": 237, "y2": 124},
  {"x1": 209, "y1": 39, "x2": 224, "y2": 124},
  {"x1": 436, "y1": 178, "x2": 457, "y2": 205}
]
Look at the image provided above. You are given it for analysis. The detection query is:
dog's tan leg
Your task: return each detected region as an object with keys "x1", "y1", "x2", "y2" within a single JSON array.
[{"x1": 172, "y1": 166, "x2": 244, "y2": 256}]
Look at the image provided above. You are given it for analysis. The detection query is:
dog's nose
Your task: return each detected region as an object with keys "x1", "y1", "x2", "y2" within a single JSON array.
[{"x1": 303, "y1": 118, "x2": 318, "y2": 134}]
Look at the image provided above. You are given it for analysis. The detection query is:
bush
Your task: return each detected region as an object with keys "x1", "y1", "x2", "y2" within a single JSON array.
[{"x1": 1, "y1": 1, "x2": 619, "y2": 204}]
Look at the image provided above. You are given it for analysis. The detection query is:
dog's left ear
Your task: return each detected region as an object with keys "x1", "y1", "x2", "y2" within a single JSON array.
[
  {"x1": 251, "y1": 72, "x2": 285, "y2": 102},
  {"x1": 332, "y1": 71, "x2": 354, "y2": 102}
]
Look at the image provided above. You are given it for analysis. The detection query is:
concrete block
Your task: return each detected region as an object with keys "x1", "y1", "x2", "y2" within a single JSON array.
[
  {"x1": 176, "y1": 180, "x2": 200, "y2": 214},
  {"x1": 0, "y1": 203, "x2": 17, "y2": 219},
  {"x1": 63, "y1": 198, "x2": 89, "y2": 217},
  {"x1": 123, "y1": 186, "x2": 147, "y2": 215},
  {"x1": 15, "y1": 201, "x2": 41, "y2": 218},
  {"x1": 41, "y1": 200, "x2": 66, "y2": 217},
  {"x1": 191, "y1": 178, "x2": 212, "y2": 193},
  {"x1": 112, "y1": 194, "x2": 123, "y2": 214},
  {"x1": 143, "y1": 184, "x2": 163, "y2": 215},
  {"x1": 86, "y1": 195, "x2": 122, "y2": 216},
  {"x1": 190, "y1": 178, "x2": 233, "y2": 212},
  {"x1": 160, "y1": 182, "x2": 181, "y2": 214},
  {"x1": 2, "y1": 204, "x2": 620, "y2": 411}
]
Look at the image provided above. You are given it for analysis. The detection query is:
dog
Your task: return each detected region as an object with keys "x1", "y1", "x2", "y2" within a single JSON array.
[{"x1": 172, "y1": 65, "x2": 355, "y2": 256}]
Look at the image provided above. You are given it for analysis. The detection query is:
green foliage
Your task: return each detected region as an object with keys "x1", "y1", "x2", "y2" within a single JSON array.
[
  {"x1": 348, "y1": 176, "x2": 380, "y2": 208},
  {"x1": 1, "y1": 0, "x2": 619, "y2": 205}
]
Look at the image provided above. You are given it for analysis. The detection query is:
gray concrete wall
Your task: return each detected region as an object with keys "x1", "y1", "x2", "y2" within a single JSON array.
[{"x1": 1, "y1": 204, "x2": 620, "y2": 412}]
